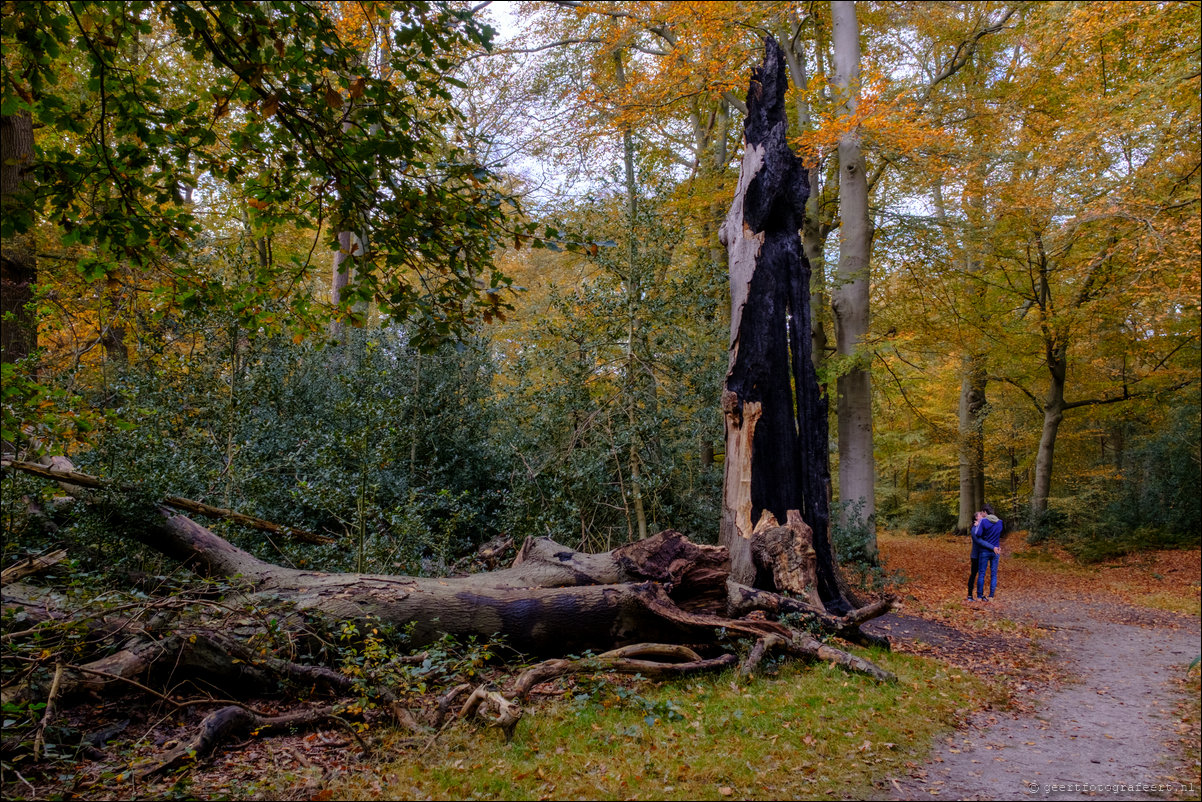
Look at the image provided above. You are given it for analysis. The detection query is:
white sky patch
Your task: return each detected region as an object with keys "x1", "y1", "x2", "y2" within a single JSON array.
[{"x1": 480, "y1": 1, "x2": 521, "y2": 45}]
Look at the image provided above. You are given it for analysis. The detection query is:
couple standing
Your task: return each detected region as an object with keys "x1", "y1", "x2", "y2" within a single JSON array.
[{"x1": 967, "y1": 503, "x2": 1003, "y2": 602}]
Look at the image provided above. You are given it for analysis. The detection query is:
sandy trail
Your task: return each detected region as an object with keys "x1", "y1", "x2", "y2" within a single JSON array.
[{"x1": 878, "y1": 597, "x2": 1200, "y2": 801}]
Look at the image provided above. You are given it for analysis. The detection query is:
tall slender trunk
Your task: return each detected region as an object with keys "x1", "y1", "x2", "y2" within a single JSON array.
[
  {"x1": 614, "y1": 49, "x2": 648, "y2": 542},
  {"x1": 830, "y1": 1, "x2": 876, "y2": 560},
  {"x1": 1031, "y1": 343, "x2": 1067, "y2": 521},
  {"x1": 957, "y1": 363, "x2": 987, "y2": 524},
  {"x1": 1, "y1": 112, "x2": 36, "y2": 364},
  {"x1": 330, "y1": 230, "x2": 361, "y2": 338},
  {"x1": 934, "y1": 175, "x2": 988, "y2": 533}
]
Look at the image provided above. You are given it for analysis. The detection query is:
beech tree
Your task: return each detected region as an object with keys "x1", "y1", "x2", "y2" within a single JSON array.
[{"x1": 869, "y1": 1, "x2": 1198, "y2": 526}]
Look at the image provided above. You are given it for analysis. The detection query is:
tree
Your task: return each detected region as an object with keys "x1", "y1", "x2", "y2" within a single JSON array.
[
  {"x1": 829, "y1": 1, "x2": 877, "y2": 558},
  {"x1": 2, "y1": 37, "x2": 893, "y2": 770},
  {"x1": 869, "y1": 1, "x2": 1198, "y2": 528},
  {"x1": 0, "y1": 1, "x2": 534, "y2": 452},
  {"x1": 718, "y1": 36, "x2": 854, "y2": 613},
  {"x1": 0, "y1": 110, "x2": 35, "y2": 364},
  {"x1": 3, "y1": 454, "x2": 892, "y2": 772}
]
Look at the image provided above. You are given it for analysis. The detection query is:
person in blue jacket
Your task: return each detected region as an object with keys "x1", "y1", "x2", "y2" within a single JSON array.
[{"x1": 971, "y1": 503, "x2": 1003, "y2": 601}]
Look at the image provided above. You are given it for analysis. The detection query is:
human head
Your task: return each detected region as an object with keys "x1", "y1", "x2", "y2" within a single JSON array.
[{"x1": 981, "y1": 503, "x2": 995, "y2": 516}]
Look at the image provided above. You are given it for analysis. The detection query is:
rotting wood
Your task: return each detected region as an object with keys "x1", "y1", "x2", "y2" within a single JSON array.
[
  {"x1": 135, "y1": 703, "x2": 353, "y2": 780},
  {"x1": 512, "y1": 651, "x2": 738, "y2": 701},
  {"x1": 1, "y1": 548, "x2": 67, "y2": 584},
  {"x1": 458, "y1": 685, "x2": 522, "y2": 743}
]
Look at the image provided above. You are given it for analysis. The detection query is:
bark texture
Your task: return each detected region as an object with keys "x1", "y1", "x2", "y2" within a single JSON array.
[
  {"x1": 1, "y1": 111, "x2": 36, "y2": 363},
  {"x1": 4, "y1": 458, "x2": 894, "y2": 769},
  {"x1": 831, "y1": 1, "x2": 877, "y2": 561},
  {"x1": 718, "y1": 37, "x2": 846, "y2": 612},
  {"x1": 957, "y1": 358, "x2": 988, "y2": 531}
]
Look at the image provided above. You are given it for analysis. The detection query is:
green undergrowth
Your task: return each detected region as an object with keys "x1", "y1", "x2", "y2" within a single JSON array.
[{"x1": 327, "y1": 648, "x2": 998, "y2": 801}]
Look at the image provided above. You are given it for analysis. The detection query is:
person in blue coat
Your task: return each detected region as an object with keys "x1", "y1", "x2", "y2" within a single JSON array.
[{"x1": 971, "y1": 503, "x2": 1003, "y2": 601}]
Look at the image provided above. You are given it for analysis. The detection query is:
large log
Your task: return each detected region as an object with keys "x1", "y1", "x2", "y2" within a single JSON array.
[
  {"x1": 6, "y1": 461, "x2": 890, "y2": 658},
  {"x1": 3, "y1": 456, "x2": 895, "y2": 769}
]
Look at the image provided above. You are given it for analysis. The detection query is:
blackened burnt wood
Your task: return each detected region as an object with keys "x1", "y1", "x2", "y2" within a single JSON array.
[{"x1": 718, "y1": 36, "x2": 847, "y2": 613}]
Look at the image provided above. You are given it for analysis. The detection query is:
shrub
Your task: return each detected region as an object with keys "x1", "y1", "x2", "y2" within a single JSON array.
[{"x1": 901, "y1": 493, "x2": 957, "y2": 535}]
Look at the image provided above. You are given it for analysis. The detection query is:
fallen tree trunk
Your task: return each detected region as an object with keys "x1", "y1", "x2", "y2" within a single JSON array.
[
  {"x1": 2, "y1": 549, "x2": 68, "y2": 584},
  {"x1": 2, "y1": 476, "x2": 896, "y2": 765},
  {"x1": 1, "y1": 41, "x2": 899, "y2": 780},
  {"x1": 6, "y1": 461, "x2": 891, "y2": 657},
  {"x1": 6, "y1": 461, "x2": 892, "y2": 662}
]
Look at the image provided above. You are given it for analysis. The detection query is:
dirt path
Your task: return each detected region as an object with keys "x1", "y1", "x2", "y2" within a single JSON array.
[{"x1": 875, "y1": 597, "x2": 1200, "y2": 801}]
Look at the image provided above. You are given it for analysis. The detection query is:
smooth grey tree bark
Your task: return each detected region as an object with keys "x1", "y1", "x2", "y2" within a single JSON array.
[{"x1": 830, "y1": 1, "x2": 876, "y2": 561}]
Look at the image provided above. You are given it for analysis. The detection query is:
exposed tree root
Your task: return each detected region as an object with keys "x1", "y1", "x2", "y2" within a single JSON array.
[
  {"x1": 738, "y1": 631, "x2": 896, "y2": 683},
  {"x1": 135, "y1": 703, "x2": 353, "y2": 779},
  {"x1": 512, "y1": 648, "x2": 739, "y2": 701},
  {"x1": 6, "y1": 455, "x2": 901, "y2": 771},
  {"x1": 458, "y1": 685, "x2": 523, "y2": 743}
]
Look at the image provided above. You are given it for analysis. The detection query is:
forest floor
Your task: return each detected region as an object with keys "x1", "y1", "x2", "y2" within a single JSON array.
[
  {"x1": 867, "y1": 531, "x2": 1201, "y2": 801},
  {"x1": 4, "y1": 531, "x2": 1198, "y2": 801}
]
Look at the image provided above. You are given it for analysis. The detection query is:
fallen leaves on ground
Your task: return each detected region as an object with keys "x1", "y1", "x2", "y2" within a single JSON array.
[{"x1": 864, "y1": 531, "x2": 1200, "y2": 710}]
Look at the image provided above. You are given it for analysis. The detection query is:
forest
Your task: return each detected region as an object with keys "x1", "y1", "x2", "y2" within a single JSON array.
[{"x1": 1, "y1": 1, "x2": 1199, "y2": 800}]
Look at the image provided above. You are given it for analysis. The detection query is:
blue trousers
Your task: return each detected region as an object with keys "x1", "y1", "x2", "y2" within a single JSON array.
[{"x1": 977, "y1": 551, "x2": 998, "y2": 598}]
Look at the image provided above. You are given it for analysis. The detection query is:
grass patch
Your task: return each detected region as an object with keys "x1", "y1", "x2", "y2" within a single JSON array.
[{"x1": 327, "y1": 648, "x2": 997, "y2": 801}]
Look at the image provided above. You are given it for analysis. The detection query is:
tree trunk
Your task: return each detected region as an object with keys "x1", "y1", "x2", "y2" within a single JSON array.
[
  {"x1": 330, "y1": 229, "x2": 361, "y2": 337},
  {"x1": 3, "y1": 457, "x2": 893, "y2": 772},
  {"x1": 1031, "y1": 344, "x2": 1067, "y2": 521},
  {"x1": 953, "y1": 120, "x2": 990, "y2": 534},
  {"x1": 1, "y1": 111, "x2": 36, "y2": 364},
  {"x1": 614, "y1": 48, "x2": 650, "y2": 542},
  {"x1": 957, "y1": 357, "x2": 987, "y2": 531},
  {"x1": 831, "y1": 1, "x2": 877, "y2": 562},
  {"x1": 7, "y1": 460, "x2": 892, "y2": 660},
  {"x1": 717, "y1": 37, "x2": 849, "y2": 614}
]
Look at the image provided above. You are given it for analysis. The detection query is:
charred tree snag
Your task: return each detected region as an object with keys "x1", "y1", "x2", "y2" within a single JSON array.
[{"x1": 718, "y1": 37, "x2": 847, "y2": 612}]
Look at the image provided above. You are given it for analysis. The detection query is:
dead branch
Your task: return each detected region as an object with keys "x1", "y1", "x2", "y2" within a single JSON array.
[
  {"x1": 432, "y1": 683, "x2": 473, "y2": 729},
  {"x1": 737, "y1": 630, "x2": 895, "y2": 683},
  {"x1": 31, "y1": 663, "x2": 64, "y2": 760},
  {"x1": 512, "y1": 651, "x2": 738, "y2": 700},
  {"x1": 598, "y1": 643, "x2": 703, "y2": 663},
  {"x1": 2, "y1": 460, "x2": 331, "y2": 545},
  {"x1": 2, "y1": 549, "x2": 68, "y2": 584},
  {"x1": 739, "y1": 635, "x2": 788, "y2": 679},
  {"x1": 134, "y1": 704, "x2": 350, "y2": 779}
]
